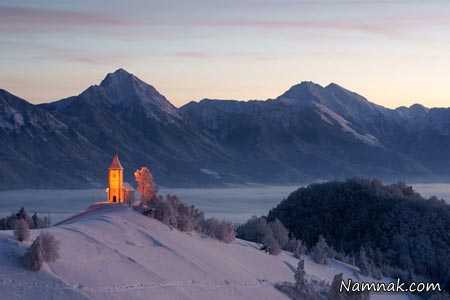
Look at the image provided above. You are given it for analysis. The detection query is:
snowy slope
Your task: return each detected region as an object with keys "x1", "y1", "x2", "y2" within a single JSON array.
[{"x1": 0, "y1": 205, "x2": 411, "y2": 300}]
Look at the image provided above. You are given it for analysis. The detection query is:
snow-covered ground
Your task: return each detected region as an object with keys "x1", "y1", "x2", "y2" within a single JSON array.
[{"x1": 0, "y1": 205, "x2": 411, "y2": 300}]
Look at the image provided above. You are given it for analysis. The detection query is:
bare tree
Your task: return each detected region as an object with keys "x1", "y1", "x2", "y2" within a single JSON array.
[
  {"x1": 39, "y1": 232, "x2": 60, "y2": 262},
  {"x1": 14, "y1": 218, "x2": 30, "y2": 242},
  {"x1": 134, "y1": 167, "x2": 156, "y2": 204},
  {"x1": 23, "y1": 232, "x2": 60, "y2": 271}
]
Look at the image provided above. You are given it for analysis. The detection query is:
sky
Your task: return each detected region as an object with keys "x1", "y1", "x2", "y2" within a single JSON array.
[{"x1": 1, "y1": 0, "x2": 450, "y2": 108}]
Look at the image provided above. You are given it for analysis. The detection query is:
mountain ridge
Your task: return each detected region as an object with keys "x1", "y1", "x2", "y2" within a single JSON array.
[{"x1": 1, "y1": 68, "x2": 450, "y2": 189}]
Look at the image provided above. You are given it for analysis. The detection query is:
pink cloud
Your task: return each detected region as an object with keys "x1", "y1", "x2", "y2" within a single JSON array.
[
  {"x1": 0, "y1": 5, "x2": 137, "y2": 32},
  {"x1": 26, "y1": 45, "x2": 128, "y2": 65},
  {"x1": 192, "y1": 15, "x2": 449, "y2": 37},
  {"x1": 194, "y1": 19, "x2": 397, "y2": 35}
]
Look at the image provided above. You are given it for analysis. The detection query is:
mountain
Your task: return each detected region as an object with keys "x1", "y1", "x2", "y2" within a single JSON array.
[
  {"x1": 180, "y1": 82, "x2": 426, "y2": 182},
  {"x1": 1, "y1": 69, "x2": 450, "y2": 189},
  {"x1": 38, "y1": 69, "x2": 233, "y2": 187},
  {"x1": 0, "y1": 89, "x2": 102, "y2": 189},
  {"x1": 0, "y1": 204, "x2": 411, "y2": 300}
]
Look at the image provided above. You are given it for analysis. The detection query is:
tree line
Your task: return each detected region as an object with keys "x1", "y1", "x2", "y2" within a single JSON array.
[{"x1": 266, "y1": 178, "x2": 450, "y2": 293}]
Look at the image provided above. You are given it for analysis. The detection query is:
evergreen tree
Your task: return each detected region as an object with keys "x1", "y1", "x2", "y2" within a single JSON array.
[
  {"x1": 294, "y1": 239, "x2": 307, "y2": 259},
  {"x1": 294, "y1": 259, "x2": 306, "y2": 291},
  {"x1": 328, "y1": 273, "x2": 345, "y2": 300},
  {"x1": 24, "y1": 232, "x2": 60, "y2": 271},
  {"x1": 357, "y1": 247, "x2": 371, "y2": 276},
  {"x1": 267, "y1": 179, "x2": 450, "y2": 292},
  {"x1": 311, "y1": 235, "x2": 330, "y2": 264},
  {"x1": 24, "y1": 237, "x2": 43, "y2": 271}
]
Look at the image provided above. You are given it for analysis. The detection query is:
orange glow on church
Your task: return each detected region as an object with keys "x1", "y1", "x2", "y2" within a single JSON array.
[{"x1": 107, "y1": 154, "x2": 125, "y2": 203}]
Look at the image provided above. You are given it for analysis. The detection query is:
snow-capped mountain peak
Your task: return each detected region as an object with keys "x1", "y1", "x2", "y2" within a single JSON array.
[{"x1": 99, "y1": 68, "x2": 177, "y2": 114}]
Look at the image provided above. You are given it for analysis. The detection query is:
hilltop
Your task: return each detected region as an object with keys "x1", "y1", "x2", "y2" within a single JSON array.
[{"x1": 0, "y1": 204, "x2": 409, "y2": 300}]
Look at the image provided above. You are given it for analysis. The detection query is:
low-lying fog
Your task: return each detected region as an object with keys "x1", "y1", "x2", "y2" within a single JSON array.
[{"x1": 0, "y1": 184, "x2": 449, "y2": 224}]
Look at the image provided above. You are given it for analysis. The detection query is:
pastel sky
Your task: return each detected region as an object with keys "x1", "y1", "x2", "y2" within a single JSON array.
[{"x1": 1, "y1": 0, "x2": 450, "y2": 108}]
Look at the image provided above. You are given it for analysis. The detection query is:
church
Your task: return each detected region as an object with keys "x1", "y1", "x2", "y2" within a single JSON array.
[{"x1": 106, "y1": 154, "x2": 134, "y2": 204}]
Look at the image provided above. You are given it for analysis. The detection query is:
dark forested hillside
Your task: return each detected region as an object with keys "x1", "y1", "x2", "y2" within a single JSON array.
[{"x1": 268, "y1": 179, "x2": 450, "y2": 291}]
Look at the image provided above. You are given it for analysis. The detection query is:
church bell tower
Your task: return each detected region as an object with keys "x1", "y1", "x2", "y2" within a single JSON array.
[{"x1": 108, "y1": 154, "x2": 124, "y2": 203}]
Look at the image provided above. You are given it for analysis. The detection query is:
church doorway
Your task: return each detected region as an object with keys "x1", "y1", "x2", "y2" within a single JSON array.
[{"x1": 113, "y1": 196, "x2": 117, "y2": 203}]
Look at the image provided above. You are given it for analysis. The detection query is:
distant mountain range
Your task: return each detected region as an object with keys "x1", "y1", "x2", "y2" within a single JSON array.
[{"x1": 2, "y1": 68, "x2": 450, "y2": 189}]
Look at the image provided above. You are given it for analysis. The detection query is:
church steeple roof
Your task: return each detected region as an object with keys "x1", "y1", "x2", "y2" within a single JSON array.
[{"x1": 109, "y1": 154, "x2": 123, "y2": 169}]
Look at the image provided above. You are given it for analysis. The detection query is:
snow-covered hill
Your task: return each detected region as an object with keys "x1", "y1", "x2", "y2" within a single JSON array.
[{"x1": 0, "y1": 205, "x2": 410, "y2": 300}]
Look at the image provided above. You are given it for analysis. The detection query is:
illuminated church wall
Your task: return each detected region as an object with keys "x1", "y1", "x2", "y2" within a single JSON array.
[{"x1": 108, "y1": 155, "x2": 124, "y2": 203}]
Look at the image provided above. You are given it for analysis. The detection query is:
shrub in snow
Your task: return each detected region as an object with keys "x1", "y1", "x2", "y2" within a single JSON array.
[
  {"x1": 148, "y1": 194, "x2": 205, "y2": 232},
  {"x1": 285, "y1": 238, "x2": 298, "y2": 252},
  {"x1": 237, "y1": 216, "x2": 291, "y2": 246},
  {"x1": 201, "y1": 218, "x2": 235, "y2": 243},
  {"x1": 328, "y1": 273, "x2": 370, "y2": 300},
  {"x1": 276, "y1": 266, "x2": 328, "y2": 300},
  {"x1": 236, "y1": 216, "x2": 272, "y2": 244},
  {"x1": 166, "y1": 194, "x2": 204, "y2": 232},
  {"x1": 32, "y1": 212, "x2": 50, "y2": 229},
  {"x1": 14, "y1": 218, "x2": 30, "y2": 242},
  {"x1": 0, "y1": 207, "x2": 49, "y2": 230},
  {"x1": 151, "y1": 196, "x2": 177, "y2": 227},
  {"x1": 237, "y1": 216, "x2": 300, "y2": 255},
  {"x1": 212, "y1": 220, "x2": 235, "y2": 243},
  {"x1": 262, "y1": 234, "x2": 282, "y2": 255},
  {"x1": 311, "y1": 235, "x2": 331, "y2": 265},
  {"x1": 24, "y1": 232, "x2": 59, "y2": 271},
  {"x1": 285, "y1": 238, "x2": 307, "y2": 258},
  {"x1": 201, "y1": 218, "x2": 218, "y2": 236},
  {"x1": 269, "y1": 219, "x2": 290, "y2": 249},
  {"x1": 143, "y1": 194, "x2": 234, "y2": 243}
]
